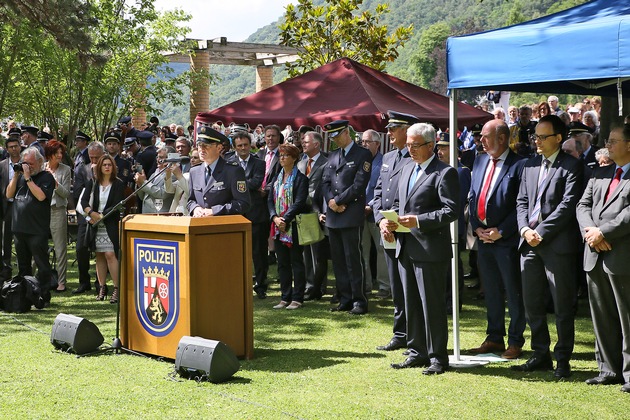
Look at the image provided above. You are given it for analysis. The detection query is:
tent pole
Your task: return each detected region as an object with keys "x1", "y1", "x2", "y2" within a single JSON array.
[{"x1": 449, "y1": 89, "x2": 461, "y2": 361}]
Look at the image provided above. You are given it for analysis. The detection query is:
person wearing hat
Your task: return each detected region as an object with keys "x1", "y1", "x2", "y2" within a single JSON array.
[
  {"x1": 104, "y1": 130, "x2": 133, "y2": 188},
  {"x1": 122, "y1": 136, "x2": 139, "y2": 162},
  {"x1": 118, "y1": 116, "x2": 137, "y2": 139},
  {"x1": 21, "y1": 125, "x2": 45, "y2": 156},
  {"x1": 436, "y1": 132, "x2": 470, "y2": 312},
  {"x1": 461, "y1": 123, "x2": 484, "y2": 171},
  {"x1": 389, "y1": 122, "x2": 459, "y2": 373},
  {"x1": 135, "y1": 130, "x2": 157, "y2": 179},
  {"x1": 186, "y1": 126, "x2": 250, "y2": 217},
  {"x1": 568, "y1": 122, "x2": 598, "y2": 168},
  {"x1": 322, "y1": 119, "x2": 373, "y2": 315},
  {"x1": 37, "y1": 130, "x2": 53, "y2": 145},
  {"x1": 373, "y1": 110, "x2": 418, "y2": 350},
  {"x1": 0, "y1": 134, "x2": 22, "y2": 281},
  {"x1": 73, "y1": 130, "x2": 91, "y2": 170},
  {"x1": 567, "y1": 106, "x2": 581, "y2": 123}
]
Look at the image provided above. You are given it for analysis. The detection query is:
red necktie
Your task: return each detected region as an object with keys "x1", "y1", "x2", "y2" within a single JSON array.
[
  {"x1": 605, "y1": 167, "x2": 623, "y2": 202},
  {"x1": 306, "y1": 158, "x2": 313, "y2": 176},
  {"x1": 477, "y1": 158, "x2": 499, "y2": 222}
]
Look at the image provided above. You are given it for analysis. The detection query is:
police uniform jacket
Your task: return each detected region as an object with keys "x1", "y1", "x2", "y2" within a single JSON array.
[
  {"x1": 228, "y1": 153, "x2": 268, "y2": 224},
  {"x1": 114, "y1": 154, "x2": 134, "y2": 187},
  {"x1": 186, "y1": 157, "x2": 250, "y2": 216},
  {"x1": 322, "y1": 143, "x2": 372, "y2": 228},
  {"x1": 372, "y1": 148, "x2": 411, "y2": 225}
]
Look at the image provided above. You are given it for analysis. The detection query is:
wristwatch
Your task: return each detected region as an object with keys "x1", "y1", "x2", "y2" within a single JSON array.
[{"x1": 24, "y1": 178, "x2": 32, "y2": 183}]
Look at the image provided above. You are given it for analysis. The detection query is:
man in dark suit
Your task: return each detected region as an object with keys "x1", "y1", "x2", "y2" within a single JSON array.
[
  {"x1": 186, "y1": 126, "x2": 250, "y2": 217},
  {"x1": 256, "y1": 125, "x2": 282, "y2": 197},
  {"x1": 230, "y1": 131, "x2": 268, "y2": 299},
  {"x1": 460, "y1": 123, "x2": 484, "y2": 171},
  {"x1": 322, "y1": 120, "x2": 372, "y2": 315},
  {"x1": 104, "y1": 131, "x2": 133, "y2": 187},
  {"x1": 72, "y1": 141, "x2": 105, "y2": 294},
  {"x1": 568, "y1": 122, "x2": 598, "y2": 169},
  {"x1": 467, "y1": 119, "x2": 527, "y2": 359},
  {"x1": 135, "y1": 130, "x2": 158, "y2": 179},
  {"x1": 297, "y1": 131, "x2": 329, "y2": 301},
  {"x1": 577, "y1": 123, "x2": 630, "y2": 392},
  {"x1": 0, "y1": 134, "x2": 22, "y2": 281},
  {"x1": 513, "y1": 114, "x2": 584, "y2": 378},
  {"x1": 390, "y1": 122, "x2": 459, "y2": 374},
  {"x1": 373, "y1": 110, "x2": 419, "y2": 352}
]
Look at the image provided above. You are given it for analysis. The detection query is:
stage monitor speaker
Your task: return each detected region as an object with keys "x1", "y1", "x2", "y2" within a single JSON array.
[
  {"x1": 175, "y1": 336, "x2": 240, "y2": 383},
  {"x1": 51, "y1": 313, "x2": 104, "y2": 355}
]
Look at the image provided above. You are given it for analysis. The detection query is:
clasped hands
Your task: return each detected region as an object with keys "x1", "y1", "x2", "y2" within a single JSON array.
[
  {"x1": 584, "y1": 226, "x2": 611, "y2": 252},
  {"x1": 475, "y1": 227, "x2": 503, "y2": 244},
  {"x1": 273, "y1": 216, "x2": 287, "y2": 233},
  {"x1": 328, "y1": 199, "x2": 347, "y2": 213}
]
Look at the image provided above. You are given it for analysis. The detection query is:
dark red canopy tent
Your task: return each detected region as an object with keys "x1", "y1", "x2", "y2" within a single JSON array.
[{"x1": 197, "y1": 57, "x2": 491, "y2": 131}]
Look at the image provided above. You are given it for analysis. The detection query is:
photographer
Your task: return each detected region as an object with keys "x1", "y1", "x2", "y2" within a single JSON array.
[
  {"x1": 135, "y1": 147, "x2": 175, "y2": 213},
  {"x1": 6, "y1": 148, "x2": 55, "y2": 307}
]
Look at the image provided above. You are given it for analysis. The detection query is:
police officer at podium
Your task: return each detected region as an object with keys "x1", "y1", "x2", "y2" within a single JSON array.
[{"x1": 186, "y1": 126, "x2": 250, "y2": 217}]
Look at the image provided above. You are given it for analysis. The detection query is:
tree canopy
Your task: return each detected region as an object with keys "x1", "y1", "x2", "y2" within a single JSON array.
[{"x1": 279, "y1": 0, "x2": 413, "y2": 77}]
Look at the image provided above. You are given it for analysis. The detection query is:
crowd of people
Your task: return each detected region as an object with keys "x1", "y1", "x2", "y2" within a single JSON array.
[{"x1": 0, "y1": 94, "x2": 628, "y2": 391}]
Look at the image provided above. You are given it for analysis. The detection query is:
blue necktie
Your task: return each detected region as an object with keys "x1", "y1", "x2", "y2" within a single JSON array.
[
  {"x1": 205, "y1": 166, "x2": 211, "y2": 183},
  {"x1": 407, "y1": 164, "x2": 421, "y2": 196}
]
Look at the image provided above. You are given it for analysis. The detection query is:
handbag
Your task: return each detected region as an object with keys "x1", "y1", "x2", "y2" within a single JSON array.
[{"x1": 295, "y1": 212, "x2": 324, "y2": 246}]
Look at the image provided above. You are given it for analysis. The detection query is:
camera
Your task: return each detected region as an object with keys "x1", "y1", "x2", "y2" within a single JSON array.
[
  {"x1": 12, "y1": 162, "x2": 24, "y2": 172},
  {"x1": 133, "y1": 163, "x2": 143, "y2": 174}
]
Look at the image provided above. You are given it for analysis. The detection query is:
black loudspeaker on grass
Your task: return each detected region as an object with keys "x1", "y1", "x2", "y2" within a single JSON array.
[
  {"x1": 51, "y1": 313, "x2": 104, "y2": 355},
  {"x1": 175, "y1": 336, "x2": 240, "y2": 383}
]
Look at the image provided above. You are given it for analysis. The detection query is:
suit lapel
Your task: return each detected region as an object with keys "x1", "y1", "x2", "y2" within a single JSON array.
[
  {"x1": 399, "y1": 163, "x2": 413, "y2": 215},
  {"x1": 602, "y1": 168, "x2": 630, "y2": 210}
]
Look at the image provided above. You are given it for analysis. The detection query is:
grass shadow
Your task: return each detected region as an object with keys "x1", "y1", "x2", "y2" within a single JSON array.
[{"x1": 243, "y1": 347, "x2": 385, "y2": 372}]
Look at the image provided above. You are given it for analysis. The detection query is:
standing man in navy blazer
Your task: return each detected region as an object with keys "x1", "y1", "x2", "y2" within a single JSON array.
[
  {"x1": 230, "y1": 131, "x2": 268, "y2": 299},
  {"x1": 322, "y1": 120, "x2": 372, "y2": 315},
  {"x1": 467, "y1": 119, "x2": 527, "y2": 359},
  {"x1": 373, "y1": 110, "x2": 419, "y2": 352},
  {"x1": 187, "y1": 126, "x2": 250, "y2": 217},
  {"x1": 390, "y1": 123, "x2": 459, "y2": 374},
  {"x1": 577, "y1": 123, "x2": 630, "y2": 393},
  {"x1": 513, "y1": 115, "x2": 583, "y2": 378}
]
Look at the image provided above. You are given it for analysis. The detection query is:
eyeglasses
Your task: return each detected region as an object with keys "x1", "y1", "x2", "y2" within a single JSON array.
[
  {"x1": 406, "y1": 141, "x2": 432, "y2": 150},
  {"x1": 534, "y1": 133, "x2": 558, "y2": 141}
]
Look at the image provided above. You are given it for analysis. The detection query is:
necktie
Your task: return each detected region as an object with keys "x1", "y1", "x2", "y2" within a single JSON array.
[
  {"x1": 394, "y1": 151, "x2": 402, "y2": 170},
  {"x1": 241, "y1": 160, "x2": 247, "y2": 170},
  {"x1": 306, "y1": 158, "x2": 313, "y2": 176},
  {"x1": 262, "y1": 150, "x2": 273, "y2": 188},
  {"x1": 529, "y1": 159, "x2": 551, "y2": 228},
  {"x1": 477, "y1": 158, "x2": 499, "y2": 222},
  {"x1": 605, "y1": 167, "x2": 624, "y2": 202},
  {"x1": 342, "y1": 149, "x2": 346, "y2": 158},
  {"x1": 205, "y1": 166, "x2": 211, "y2": 184},
  {"x1": 407, "y1": 164, "x2": 421, "y2": 196}
]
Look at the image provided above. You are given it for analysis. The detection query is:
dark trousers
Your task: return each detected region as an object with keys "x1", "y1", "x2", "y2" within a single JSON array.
[
  {"x1": 587, "y1": 258, "x2": 630, "y2": 382},
  {"x1": 1, "y1": 204, "x2": 13, "y2": 280},
  {"x1": 521, "y1": 245, "x2": 576, "y2": 362},
  {"x1": 329, "y1": 226, "x2": 367, "y2": 309},
  {"x1": 398, "y1": 248, "x2": 449, "y2": 366},
  {"x1": 14, "y1": 232, "x2": 51, "y2": 297},
  {"x1": 384, "y1": 247, "x2": 406, "y2": 343},
  {"x1": 274, "y1": 238, "x2": 306, "y2": 303},
  {"x1": 252, "y1": 221, "x2": 270, "y2": 293},
  {"x1": 477, "y1": 242, "x2": 526, "y2": 347},
  {"x1": 75, "y1": 222, "x2": 91, "y2": 287}
]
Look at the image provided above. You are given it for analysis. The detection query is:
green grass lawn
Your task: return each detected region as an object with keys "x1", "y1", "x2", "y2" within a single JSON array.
[{"x1": 1, "y1": 254, "x2": 629, "y2": 419}]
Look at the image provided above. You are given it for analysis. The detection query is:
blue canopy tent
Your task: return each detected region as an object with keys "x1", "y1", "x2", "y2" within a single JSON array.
[{"x1": 444, "y1": 0, "x2": 630, "y2": 365}]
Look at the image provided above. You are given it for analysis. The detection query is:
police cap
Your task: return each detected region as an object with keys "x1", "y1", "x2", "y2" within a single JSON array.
[
  {"x1": 324, "y1": 120, "x2": 349, "y2": 138},
  {"x1": 385, "y1": 110, "x2": 420, "y2": 128}
]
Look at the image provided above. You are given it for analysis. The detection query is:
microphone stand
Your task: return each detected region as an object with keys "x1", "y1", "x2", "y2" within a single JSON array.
[{"x1": 79, "y1": 163, "x2": 178, "y2": 357}]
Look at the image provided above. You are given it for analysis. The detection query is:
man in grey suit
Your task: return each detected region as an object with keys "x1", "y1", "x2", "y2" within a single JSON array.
[
  {"x1": 577, "y1": 123, "x2": 630, "y2": 392},
  {"x1": 513, "y1": 114, "x2": 584, "y2": 378},
  {"x1": 390, "y1": 123, "x2": 459, "y2": 374},
  {"x1": 373, "y1": 110, "x2": 418, "y2": 352},
  {"x1": 298, "y1": 131, "x2": 329, "y2": 301}
]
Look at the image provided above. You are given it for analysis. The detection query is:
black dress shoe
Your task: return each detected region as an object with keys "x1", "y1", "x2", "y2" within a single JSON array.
[
  {"x1": 423, "y1": 362, "x2": 447, "y2": 375},
  {"x1": 72, "y1": 284, "x2": 92, "y2": 294},
  {"x1": 376, "y1": 339, "x2": 406, "y2": 351},
  {"x1": 554, "y1": 361, "x2": 572, "y2": 379},
  {"x1": 330, "y1": 303, "x2": 352, "y2": 312},
  {"x1": 402, "y1": 350, "x2": 411, "y2": 356},
  {"x1": 622, "y1": 383, "x2": 630, "y2": 393},
  {"x1": 348, "y1": 306, "x2": 368, "y2": 315},
  {"x1": 585, "y1": 375, "x2": 623, "y2": 385},
  {"x1": 391, "y1": 357, "x2": 430, "y2": 369},
  {"x1": 463, "y1": 272, "x2": 478, "y2": 280},
  {"x1": 304, "y1": 292, "x2": 322, "y2": 301},
  {"x1": 329, "y1": 295, "x2": 340, "y2": 304},
  {"x1": 511, "y1": 354, "x2": 553, "y2": 372},
  {"x1": 255, "y1": 290, "x2": 267, "y2": 300},
  {"x1": 467, "y1": 282, "x2": 480, "y2": 289}
]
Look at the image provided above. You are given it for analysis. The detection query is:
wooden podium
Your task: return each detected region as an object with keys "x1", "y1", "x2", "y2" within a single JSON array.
[{"x1": 120, "y1": 214, "x2": 253, "y2": 360}]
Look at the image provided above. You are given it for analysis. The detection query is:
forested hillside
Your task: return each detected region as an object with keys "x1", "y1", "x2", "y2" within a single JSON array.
[{"x1": 158, "y1": 0, "x2": 587, "y2": 125}]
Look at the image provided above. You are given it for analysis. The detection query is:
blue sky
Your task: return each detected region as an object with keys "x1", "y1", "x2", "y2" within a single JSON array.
[{"x1": 154, "y1": 0, "x2": 294, "y2": 42}]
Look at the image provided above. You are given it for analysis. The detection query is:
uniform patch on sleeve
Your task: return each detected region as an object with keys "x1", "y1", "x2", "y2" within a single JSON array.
[
  {"x1": 363, "y1": 161, "x2": 371, "y2": 172},
  {"x1": 237, "y1": 180, "x2": 247, "y2": 193}
]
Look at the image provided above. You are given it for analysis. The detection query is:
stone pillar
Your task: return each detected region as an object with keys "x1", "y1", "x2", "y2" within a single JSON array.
[
  {"x1": 256, "y1": 66, "x2": 274, "y2": 92},
  {"x1": 190, "y1": 50, "x2": 211, "y2": 125},
  {"x1": 132, "y1": 108, "x2": 147, "y2": 128}
]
